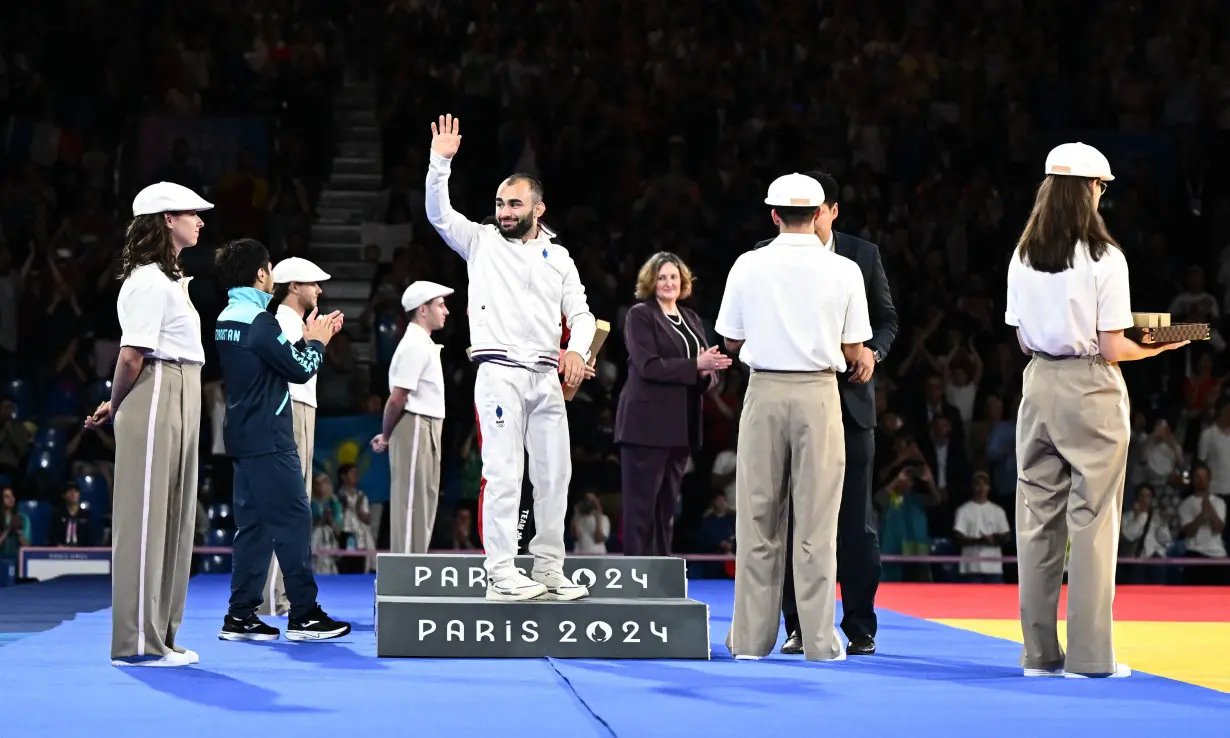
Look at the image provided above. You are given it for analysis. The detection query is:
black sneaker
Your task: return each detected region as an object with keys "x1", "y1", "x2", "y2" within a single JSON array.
[
  {"x1": 286, "y1": 605, "x2": 351, "y2": 642},
  {"x1": 219, "y1": 614, "x2": 280, "y2": 642}
]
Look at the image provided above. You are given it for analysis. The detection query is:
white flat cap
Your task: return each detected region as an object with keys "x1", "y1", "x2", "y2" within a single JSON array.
[
  {"x1": 272, "y1": 257, "x2": 331, "y2": 284},
  {"x1": 132, "y1": 181, "x2": 214, "y2": 216},
  {"x1": 402, "y1": 280, "x2": 454, "y2": 312},
  {"x1": 1044, "y1": 142, "x2": 1115, "y2": 181},
  {"x1": 765, "y1": 173, "x2": 826, "y2": 207}
]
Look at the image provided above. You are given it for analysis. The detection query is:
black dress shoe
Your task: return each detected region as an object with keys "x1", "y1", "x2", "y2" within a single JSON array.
[
  {"x1": 781, "y1": 631, "x2": 803, "y2": 654},
  {"x1": 847, "y1": 635, "x2": 876, "y2": 655}
]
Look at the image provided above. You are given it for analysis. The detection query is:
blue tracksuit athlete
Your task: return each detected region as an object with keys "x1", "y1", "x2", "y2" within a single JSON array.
[{"x1": 214, "y1": 286, "x2": 326, "y2": 620}]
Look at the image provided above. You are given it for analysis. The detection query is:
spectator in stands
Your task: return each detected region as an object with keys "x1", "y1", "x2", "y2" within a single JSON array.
[
  {"x1": 335, "y1": 464, "x2": 375, "y2": 571},
  {"x1": 0, "y1": 486, "x2": 29, "y2": 563},
  {"x1": 0, "y1": 398, "x2": 31, "y2": 492},
  {"x1": 938, "y1": 337, "x2": 982, "y2": 429},
  {"x1": 1119, "y1": 483, "x2": 1173, "y2": 585},
  {"x1": 1169, "y1": 265, "x2": 1220, "y2": 324},
  {"x1": 875, "y1": 435, "x2": 942, "y2": 583},
  {"x1": 952, "y1": 472, "x2": 1011, "y2": 583},
  {"x1": 1177, "y1": 463, "x2": 1228, "y2": 585},
  {"x1": 447, "y1": 508, "x2": 477, "y2": 550},
  {"x1": 1197, "y1": 399, "x2": 1230, "y2": 499},
  {"x1": 1182, "y1": 351, "x2": 1225, "y2": 416},
  {"x1": 310, "y1": 473, "x2": 343, "y2": 575},
  {"x1": 48, "y1": 483, "x2": 94, "y2": 547},
  {"x1": 709, "y1": 442, "x2": 737, "y2": 513},
  {"x1": 914, "y1": 373, "x2": 965, "y2": 444},
  {"x1": 570, "y1": 492, "x2": 609, "y2": 554},
  {"x1": 969, "y1": 394, "x2": 1016, "y2": 500},
  {"x1": 917, "y1": 414, "x2": 968, "y2": 529},
  {"x1": 1141, "y1": 418, "x2": 1186, "y2": 494},
  {"x1": 697, "y1": 491, "x2": 735, "y2": 556}
]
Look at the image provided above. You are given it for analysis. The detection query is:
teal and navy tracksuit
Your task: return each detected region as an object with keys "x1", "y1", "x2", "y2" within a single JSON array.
[{"x1": 214, "y1": 287, "x2": 325, "y2": 620}]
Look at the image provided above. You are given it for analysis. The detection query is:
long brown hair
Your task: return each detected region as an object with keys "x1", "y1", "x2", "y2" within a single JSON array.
[
  {"x1": 1016, "y1": 175, "x2": 1119, "y2": 273},
  {"x1": 119, "y1": 214, "x2": 180, "y2": 281}
]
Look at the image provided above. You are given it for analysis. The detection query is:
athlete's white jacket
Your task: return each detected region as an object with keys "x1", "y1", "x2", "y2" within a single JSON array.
[{"x1": 425, "y1": 150, "x2": 596, "y2": 372}]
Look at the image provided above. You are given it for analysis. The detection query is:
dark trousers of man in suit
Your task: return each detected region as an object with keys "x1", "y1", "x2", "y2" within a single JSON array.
[{"x1": 782, "y1": 424, "x2": 880, "y2": 645}]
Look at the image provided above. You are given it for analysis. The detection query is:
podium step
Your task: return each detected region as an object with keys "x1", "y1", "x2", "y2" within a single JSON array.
[
  {"x1": 375, "y1": 595, "x2": 710, "y2": 659},
  {"x1": 375, "y1": 554, "x2": 688, "y2": 599}
]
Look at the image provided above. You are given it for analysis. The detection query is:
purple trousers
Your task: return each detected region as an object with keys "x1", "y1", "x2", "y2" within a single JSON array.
[{"x1": 619, "y1": 444, "x2": 690, "y2": 556}]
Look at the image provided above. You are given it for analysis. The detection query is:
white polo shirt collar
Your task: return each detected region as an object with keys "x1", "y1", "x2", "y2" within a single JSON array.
[{"x1": 767, "y1": 232, "x2": 823, "y2": 248}]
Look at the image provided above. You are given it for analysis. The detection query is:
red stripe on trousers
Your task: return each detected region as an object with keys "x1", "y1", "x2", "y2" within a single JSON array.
[
  {"x1": 559, "y1": 313, "x2": 570, "y2": 374},
  {"x1": 474, "y1": 403, "x2": 487, "y2": 553}
]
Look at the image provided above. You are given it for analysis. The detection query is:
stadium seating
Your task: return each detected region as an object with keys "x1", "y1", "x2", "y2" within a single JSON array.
[
  {"x1": 18, "y1": 499, "x2": 49, "y2": 547},
  {"x1": 76, "y1": 474, "x2": 109, "y2": 512}
]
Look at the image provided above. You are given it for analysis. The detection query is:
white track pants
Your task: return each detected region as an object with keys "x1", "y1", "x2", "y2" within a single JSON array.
[{"x1": 474, "y1": 361, "x2": 571, "y2": 581}]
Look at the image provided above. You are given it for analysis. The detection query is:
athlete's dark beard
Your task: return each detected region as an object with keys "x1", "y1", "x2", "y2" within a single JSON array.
[{"x1": 498, "y1": 215, "x2": 535, "y2": 239}]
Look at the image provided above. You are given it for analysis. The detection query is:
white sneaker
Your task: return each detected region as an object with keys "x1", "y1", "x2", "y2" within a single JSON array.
[
  {"x1": 828, "y1": 627, "x2": 848, "y2": 662},
  {"x1": 486, "y1": 572, "x2": 549, "y2": 602},
  {"x1": 1024, "y1": 667, "x2": 1065, "y2": 677},
  {"x1": 1065, "y1": 663, "x2": 1132, "y2": 679},
  {"x1": 531, "y1": 570, "x2": 589, "y2": 601},
  {"x1": 111, "y1": 651, "x2": 193, "y2": 668},
  {"x1": 174, "y1": 648, "x2": 200, "y2": 664}
]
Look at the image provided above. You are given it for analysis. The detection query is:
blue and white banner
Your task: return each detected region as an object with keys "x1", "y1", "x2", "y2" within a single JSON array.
[{"x1": 312, "y1": 415, "x2": 392, "y2": 503}]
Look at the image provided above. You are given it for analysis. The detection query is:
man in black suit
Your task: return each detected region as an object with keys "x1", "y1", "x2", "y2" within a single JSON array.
[{"x1": 753, "y1": 171, "x2": 898, "y2": 655}]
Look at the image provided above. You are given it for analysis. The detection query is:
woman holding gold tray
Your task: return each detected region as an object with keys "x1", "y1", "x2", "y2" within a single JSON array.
[{"x1": 1004, "y1": 143, "x2": 1188, "y2": 679}]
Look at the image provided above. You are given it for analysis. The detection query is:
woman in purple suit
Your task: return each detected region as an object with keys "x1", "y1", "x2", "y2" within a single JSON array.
[{"x1": 615, "y1": 252, "x2": 731, "y2": 556}]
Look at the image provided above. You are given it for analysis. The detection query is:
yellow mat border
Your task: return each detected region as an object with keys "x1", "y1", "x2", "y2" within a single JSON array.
[{"x1": 935, "y1": 618, "x2": 1230, "y2": 694}]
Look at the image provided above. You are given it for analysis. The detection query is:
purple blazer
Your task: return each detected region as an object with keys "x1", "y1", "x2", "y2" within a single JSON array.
[{"x1": 614, "y1": 300, "x2": 718, "y2": 450}]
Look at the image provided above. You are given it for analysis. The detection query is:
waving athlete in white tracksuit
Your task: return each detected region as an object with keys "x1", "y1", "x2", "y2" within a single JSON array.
[{"x1": 425, "y1": 114, "x2": 597, "y2": 602}]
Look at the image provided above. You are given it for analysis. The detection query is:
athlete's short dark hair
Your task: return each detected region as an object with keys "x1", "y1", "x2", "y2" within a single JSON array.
[
  {"x1": 215, "y1": 238, "x2": 271, "y2": 290},
  {"x1": 501, "y1": 173, "x2": 544, "y2": 203}
]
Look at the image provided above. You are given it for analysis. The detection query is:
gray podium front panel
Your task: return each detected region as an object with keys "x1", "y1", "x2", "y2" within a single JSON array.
[
  {"x1": 375, "y1": 596, "x2": 710, "y2": 659},
  {"x1": 375, "y1": 554, "x2": 688, "y2": 599}
]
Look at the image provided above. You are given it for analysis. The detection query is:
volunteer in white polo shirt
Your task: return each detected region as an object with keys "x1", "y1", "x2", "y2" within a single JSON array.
[
  {"x1": 1007, "y1": 142, "x2": 1187, "y2": 679},
  {"x1": 371, "y1": 281, "x2": 453, "y2": 553},
  {"x1": 716, "y1": 172, "x2": 872, "y2": 663},
  {"x1": 258, "y1": 256, "x2": 331, "y2": 616},
  {"x1": 85, "y1": 181, "x2": 212, "y2": 667}
]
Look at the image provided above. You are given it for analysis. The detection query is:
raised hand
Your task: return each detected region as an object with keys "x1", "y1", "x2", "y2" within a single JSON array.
[{"x1": 431, "y1": 114, "x2": 462, "y2": 159}]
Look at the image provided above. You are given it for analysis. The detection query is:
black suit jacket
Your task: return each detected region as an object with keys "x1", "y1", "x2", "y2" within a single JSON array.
[
  {"x1": 752, "y1": 231, "x2": 898, "y2": 429},
  {"x1": 48, "y1": 508, "x2": 95, "y2": 547},
  {"x1": 614, "y1": 301, "x2": 716, "y2": 449}
]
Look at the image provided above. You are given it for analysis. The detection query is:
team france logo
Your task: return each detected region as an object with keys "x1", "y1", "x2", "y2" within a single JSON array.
[{"x1": 495, "y1": 406, "x2": 505, "y2": 428}]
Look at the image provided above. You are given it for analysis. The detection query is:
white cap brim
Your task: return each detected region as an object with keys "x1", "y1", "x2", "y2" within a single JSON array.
[
  {"x1": 401, "y1": 282, "x2": 454, "y2": 312},
  {"x1": 272, "y1": 258, "x2": 332, "y2": 284},
  {"x1": 132, "y1": 182, "x2": 215, "y2": 216}
]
